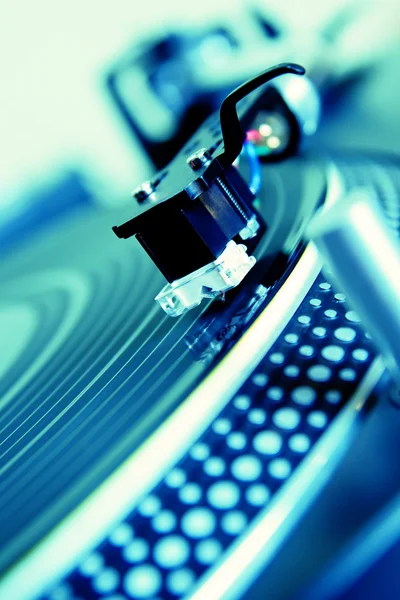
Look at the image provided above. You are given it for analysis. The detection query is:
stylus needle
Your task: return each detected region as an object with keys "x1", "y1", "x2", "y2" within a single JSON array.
[{"x1": 307, "y1": 187, "x2": 400, "y2": 383}]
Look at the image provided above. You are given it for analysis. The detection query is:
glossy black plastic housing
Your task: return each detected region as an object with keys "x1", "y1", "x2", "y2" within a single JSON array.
[
  {"x1": 113, "y1": 166, "x2": 255, "y2": 282},
  {"x1": 112, "y1": 64, "x2": 305, "y2": 282}
]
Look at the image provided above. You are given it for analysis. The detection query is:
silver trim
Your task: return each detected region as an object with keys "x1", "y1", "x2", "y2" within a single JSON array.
[
  {"x1": 186, "y1": 358, "x2": 385, "y2": 600},
  {"x1": 0, "y1": 164, "x2": 342, "y2": 600},
  {"x1": 272, "y1": 73, "x2": 321, "y2": 137},
  {"x1": 308, "y1": 187, "x2": 400, "y2": 382}
]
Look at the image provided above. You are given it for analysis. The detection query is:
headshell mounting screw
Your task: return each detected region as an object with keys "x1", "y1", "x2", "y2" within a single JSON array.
[
  {"x1": 132, "y1": 181, "x2": 156, "y2": 203},
  {"x1": 186, "y1": 148, "x2": 212, "y2": 171}
]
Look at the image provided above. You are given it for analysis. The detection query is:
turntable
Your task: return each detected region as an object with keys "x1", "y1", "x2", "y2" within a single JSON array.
[{"x1": 1, "y1": 42, "x2": 400, "y2": 600}]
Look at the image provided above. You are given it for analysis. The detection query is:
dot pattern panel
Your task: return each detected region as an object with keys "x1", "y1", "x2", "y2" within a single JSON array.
[{"x1": 47, "y1": 271, "x2": 376, "y2": 600}]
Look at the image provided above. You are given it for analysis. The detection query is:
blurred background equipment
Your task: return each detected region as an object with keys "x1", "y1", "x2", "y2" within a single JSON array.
[
  {"x1": 105, "y1": 1, "x2": 399, "y2": 168},
  {"x1": 0, "y1": 171, "x2": 95, "y2": 253}
]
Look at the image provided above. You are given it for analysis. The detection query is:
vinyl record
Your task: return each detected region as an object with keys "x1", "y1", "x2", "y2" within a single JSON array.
[
  {"x1": 0, "y1": 155, "x2": 326, "y2": 574},
  {"x1": 2, "y1": 151, "x2": 399, "y2": 600}
]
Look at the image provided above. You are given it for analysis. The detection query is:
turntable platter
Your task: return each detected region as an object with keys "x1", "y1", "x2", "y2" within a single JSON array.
[
  {"x1": 0, "y1": 153, "x2": 328, "y2": 574},
  {"x1": 2, "y1": 152, "x2": 396, "y2": 600}
]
